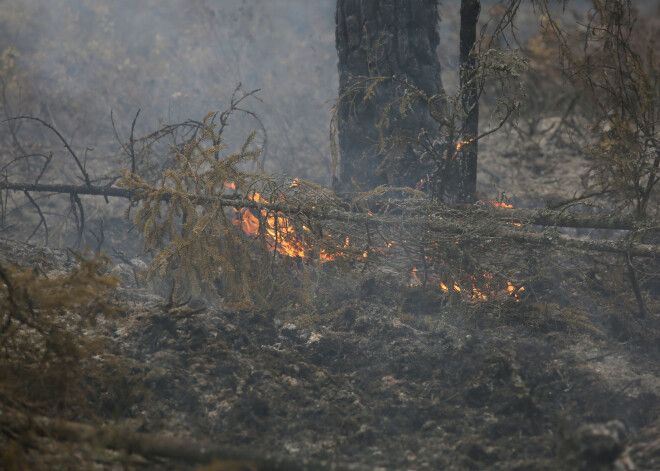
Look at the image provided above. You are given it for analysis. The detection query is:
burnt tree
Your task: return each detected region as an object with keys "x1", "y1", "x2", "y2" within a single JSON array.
[
  {"x1": 333, "y1": 0, "x2": 445, "y2": 194},
  {"x1": 456, "y1": 0, "x2": 480, "y2": 203}
]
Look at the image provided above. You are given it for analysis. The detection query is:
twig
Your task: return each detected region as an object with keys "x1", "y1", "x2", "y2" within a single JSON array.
[
  {"x1": 3, "y1": 116, "x2": 92, "y2": 187},
  {"x1": 87, "y1": 219, "x2": 105, "y2": 254},
  {"x1": 69, "y1": 192, "x2": 85, "y2": 248},
  {"x1": 626, "y1": 258, "x2": 646, "y2": 319},
  {"x1": 23, "y1": 191, "x2": 48, "y2": 246},
  {"x1": 128, "y1": 109, "x2": 140, "y2": 173}
]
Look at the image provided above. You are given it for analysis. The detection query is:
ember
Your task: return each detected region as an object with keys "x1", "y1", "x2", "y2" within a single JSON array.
[
  {"x1": 414, "y1": 267, "x2": 524, "y2": 301},
  {"x1": 455, "y1": 138, "x2": 474, "y2": 150}
]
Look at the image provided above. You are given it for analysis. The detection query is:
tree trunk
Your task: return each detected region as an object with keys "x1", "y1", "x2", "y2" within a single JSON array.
[
  {"x1": 334, "y1": 0, "x2": 445, "y2": 193},
  {"x1": 450, "y1": 0, "x2": 480, "y2": 203}
]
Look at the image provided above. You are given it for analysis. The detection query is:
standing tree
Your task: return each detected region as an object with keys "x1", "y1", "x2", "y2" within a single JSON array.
[
  {"x1": 457, "y1": 0, "x2": 481, "y2": 203},
  {"x1": 333, "y1": 0, "x2": 484, "y2": 203},
  {"x1": 333, "y1": 0, "x2": 446, "y2": 194}
]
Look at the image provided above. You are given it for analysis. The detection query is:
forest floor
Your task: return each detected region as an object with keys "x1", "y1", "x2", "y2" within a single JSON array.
[
  {"x1": 2, "y1": 1, "x2": 660, "y2": 469},
  {"x1": 1, "y1": 120, "x2": 660, "y2": 471},
  {"x1": 1, "y1": 242, "x2": 659, "y2": 471}
]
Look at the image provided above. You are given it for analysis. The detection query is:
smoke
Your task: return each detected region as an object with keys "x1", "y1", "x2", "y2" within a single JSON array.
[{"x1": 0, "y1": 0, "x2": 337, "y2": 183}]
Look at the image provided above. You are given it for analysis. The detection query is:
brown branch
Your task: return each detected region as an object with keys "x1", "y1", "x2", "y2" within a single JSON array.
[
  {"x1": 1, "y1": 411, "x2": 369, "y2": 471},
  {"x1": 1, "y1": 180, "x2": 659, "y2": 257},
  {"x1": 0, "y1": 181, "x2": 132, "y2": 198},
  {"x1": 492, "y1": 227, "x2": 660, "y2": 258}
]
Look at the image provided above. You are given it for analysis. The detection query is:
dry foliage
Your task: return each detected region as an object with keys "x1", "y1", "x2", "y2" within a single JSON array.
[
  {"x1": 120, "y1": 111, "x2": 269, "y2": 302},
  {"x1": 331, "y1": 23, "x2": 527, "y2": 202},
  {"x1": 0, "y1": 250, "x2": 120, "y2": 408},
  {"x1": 537, "y1": 0, "x2": 660, "y2": 217}
]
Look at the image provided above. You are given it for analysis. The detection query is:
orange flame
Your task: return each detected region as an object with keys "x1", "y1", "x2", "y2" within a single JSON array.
[
  {"x1": 484, "y1": 200, "x2": 514, "y2": 208},
  {"x1": 226, "y1": 181, "x2": 526, "y2": 298},
  {"x1": 481, "y1": 200, "x2": 521, "y2": 226},
  {"x1": 416, "y1": 267, "x2": 524, "y2": 301},
  {"x1": 225, "y1": 182, "x2": 344, "y2": 261},
  {"x1": 456, "y1": 138, "x2": 474, "y2": 150}
]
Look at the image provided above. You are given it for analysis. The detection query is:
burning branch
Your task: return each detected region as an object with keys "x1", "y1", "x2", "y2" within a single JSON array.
[
  {"x1": 3, "y1": 179, "x2": 658, "y2": 236},
  {"x1": 2, "y1": 104, "x2": 657, "y2": 306},
  {"x1": 3, "y1": 178, "x2": 658, "y2": 269}
]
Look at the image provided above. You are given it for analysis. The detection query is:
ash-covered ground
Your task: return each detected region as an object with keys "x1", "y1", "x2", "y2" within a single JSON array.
[
  {"x1": 1, "y1": 1, "x2": 659, "y2": 470},
  {"x1": 1, "y1": 235, "x2": 659, "y2": 470}
]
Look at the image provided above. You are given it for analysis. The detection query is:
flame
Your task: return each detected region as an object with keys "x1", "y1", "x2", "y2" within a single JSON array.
[
  {"x1": 410, "y1": 267, "x2": 422, "y2": 286},
  {"x1": 484, "y1": 200, "x2": 514, "y2": 208},
  {"x1": 507, "y1": 281, "x2": 525, "y2": 297},
  {"x1": 417, "y1": 267, "x2": 524, "y2": 301},
  {"x1": 225, "y1": 182, "x2": 345, "y2": 261},
  {"x1": 481, "y1": 200, "x2": 521, "y2": 226},
  {"x1": 225, "y1": 181, "x2": 526, "y2": 298},
  {"x1": 455, "y1": 138, "x2": 474, "y2": 150}
]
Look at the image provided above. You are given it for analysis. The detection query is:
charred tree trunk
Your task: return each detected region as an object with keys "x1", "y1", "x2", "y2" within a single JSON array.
[
  {"x1": 334, "y1": 0, "x2": 445, "y2": 193},
  {"x1": 449, "y1": 0, "x2": 481, "y2": 203}
]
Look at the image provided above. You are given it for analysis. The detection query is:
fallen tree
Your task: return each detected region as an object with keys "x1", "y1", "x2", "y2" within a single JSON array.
[
  {"x1": 1, "y1": 179, "x2": 658, "y2": 256},
  {"x1": 1, "y1": 110, "x2": 657, "y2": 317}
]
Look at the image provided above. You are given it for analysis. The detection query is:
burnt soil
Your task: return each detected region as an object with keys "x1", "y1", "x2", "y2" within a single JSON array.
[
  {"x1": 1, "y1": 94, "x2": 659, "y2": 471},
  {"x1": 1, "y1": 239, "x2": 659, "y2": 471}
]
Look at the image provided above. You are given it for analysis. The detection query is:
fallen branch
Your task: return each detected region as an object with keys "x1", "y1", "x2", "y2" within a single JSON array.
[
  {"x1": 1, "y1": 180, "x2": 659, "y2": 257},
  {"x1": 483, "y1": 206, "x2": 658, "y2": 232},
  {"x1": 2, "y1": 180, "x2": 658, "y2": 230},
  {"x1": 0, "y1": 181, "x2": 131, "y2": 199},
  {"x1": 0, "y1": 410, "x2": 369, "y2": 471},
  {"x1": 493, "y1": 227, "x2": 660, "y2": 258}
]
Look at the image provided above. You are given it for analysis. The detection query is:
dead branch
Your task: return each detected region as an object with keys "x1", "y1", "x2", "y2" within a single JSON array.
[
  {"x1": 2, "y1": 179, "x2": 657, "y2": 230},
  {"x1": 23, "y1": 190, "x2": 48, "y2": 245},
  {"x1": 4, "y1": 116, "x2": 92, "y2": 187},
  {"x1": 1, "y1": 410, "x2": 370, "y2": 471},
  {"x1": 481, "y1": 206, "x2": 659, "y2": 232},
  {"x1": 1, "y1": 180, "x2": 659, "y2": 257},
  {"x1": 0, "y1": 181, "x2": 131, "y2": 198},
  {"x1": 492, "y1": 227, "x2": 660, "y2": 259}
]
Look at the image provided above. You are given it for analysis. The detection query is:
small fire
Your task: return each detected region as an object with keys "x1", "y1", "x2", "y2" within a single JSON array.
[
  {"x1": 225, "y1": 181, "x2": 526, "y2": 300},
  {"x1": 481, "y1": 200, "x2": 521, "y2": 226},
  {"x1": 455, "y1": 138, "x2": 474, "y2": 150},
  {"x1": 483, "y1": 200, "x2": 514, "y2": 208},
  {"x1": 224, "y1": 182, "x2": 343, "y2": 261},
  {"x1": 414, "y1": 268, "x2": 524, "y2": 301}
]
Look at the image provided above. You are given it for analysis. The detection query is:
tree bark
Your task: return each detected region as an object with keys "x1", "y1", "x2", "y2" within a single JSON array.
[
  {"x1": 334, "y1": 0, "x2": 445, "y2": 193},
  {"x1": 449, "y1": 0, "x2": 481, "y2": 203}
]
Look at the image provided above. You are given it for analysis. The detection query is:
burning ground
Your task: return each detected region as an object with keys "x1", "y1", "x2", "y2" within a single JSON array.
[{"x1": 1, "y1": 226, "x2": 659, "y2": 471}]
